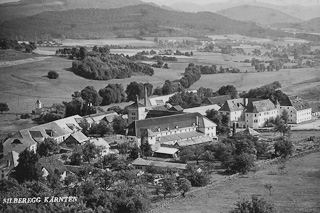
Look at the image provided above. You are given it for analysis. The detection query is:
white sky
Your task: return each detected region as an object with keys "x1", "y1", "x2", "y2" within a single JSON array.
[
  {"x1": 141, "y1": 0, "x2": 320, "y2": 6},
  {"x1": 0, "y1": 0, "x2": 319, "y2": 6}
]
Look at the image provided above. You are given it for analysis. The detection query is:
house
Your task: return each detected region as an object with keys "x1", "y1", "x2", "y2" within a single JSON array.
[
  {"x1": 3, "y1": 115, "x2": 83, "y2": 156},
  {"x1": 0, "y1": 151, "x2": 19, "y2": 180},
  {"x1": 153, "y1": 147, "x2": 179, "y2": 159},
  {"x1": 244, "y1": 99, "x2": 278, "y2": 129},
  {"x1": 279, "y1": 96, "x2": 312, "y2": 124},
  {"x1": 202, "y1": 95, "x2": 230, "y2": 106},
  {"x1": 183, "y1": 104, "x2": 220, "y2": 115},
  {"x1": 38, "y1": 156, "x2": 68, "y2": 181},
  {"x1": 127, "y1": 113, "x2": 217, "y2": 148},
  {"x1": 59, "y1": 131, "x2": 89, "y2": 152},
  {"x1": 90, "y1": 138, "x2": 110, "y2": 156},
  {"x1": 131, "y1": 158, "x2": 187, "y2": 170},
  {"x1": 82, "y1": 111, "x2": 119, "y2": 127},
  {"x1": 219, "y1": 98, "x2": 278, "y2": 128}
]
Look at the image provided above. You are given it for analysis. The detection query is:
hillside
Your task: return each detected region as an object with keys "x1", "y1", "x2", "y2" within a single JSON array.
[
  {"x1": 273, "y1": 17, "x2": 320, "y2": 33},
  {"x1": 217, "y1": 5, "x2": 301, "y2": 25},
  {"x1": 0, "y1": 0, "x2": 144, "y2": 21},
  {"x1": 169, "y1": 2, "x2": 320, "y2": 21},
  {"x1": 0, "y1": 4, "x2": 291, "y2": 40}
]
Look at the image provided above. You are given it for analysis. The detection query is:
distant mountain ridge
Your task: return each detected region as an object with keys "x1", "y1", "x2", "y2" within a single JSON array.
[
  {"x1": 169, "y1": 1, "x2": 320, "y2": 21},
  {"x1": 273, "y1": 17, "x2": 320, "y2": 33},
  {"x1": 0, "y1": 4, "x2": 291, "y2": 40},
  {"x1": 217, "y1": 5, "x2": 302, "y2": 25},
  {"x1": 0, "y1": 0, "x2": 145, "y2": 21}
]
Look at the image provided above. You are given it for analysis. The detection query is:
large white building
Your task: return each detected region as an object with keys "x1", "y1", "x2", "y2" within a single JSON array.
[
  {"x1": 279, "y1": 96, "x2": 312, "y2": 124},
  {"x1": 219, "y1": 98, "x2": 279, "y2": 128},
  {"x1": 127, "y1": 113, "x2": 217, "y2": 148}
]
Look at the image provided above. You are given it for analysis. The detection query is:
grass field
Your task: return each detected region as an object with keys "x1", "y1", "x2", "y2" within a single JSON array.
[
  {"x1": 1, "y1": 45, "x2": 319, "y2": 114},
  {"x1": 158, "y1": 152, "x2": 320, "y2": 213}
]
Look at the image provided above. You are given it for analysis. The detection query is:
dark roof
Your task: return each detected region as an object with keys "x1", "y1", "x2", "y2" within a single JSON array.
[
  {"x1": 128, "y1": 113, "x2": 202, "y2": 137},
  {"x1": 310, "y1": 102, "x2": 320, "y2": 113},
  {"x1": 169, "y1": 105, "x2": 184, "y2": 112},
  {"x1": 219, "y1": 98, "x2": 261, "y2": 112},
  {"x1": 146, "y1": 110, "x2": 183, "y2": 119},
  {"x1": 127, "y1": 100, "x2": 145, "y2": 109},
  {"x1": 3, "y1": 129, "x2": 37, "y2": 156},
  {"x1": 245, "y1": 99, "x2": 276, "y2": 113},
  {"x1": 38, "y1": 156, "x2": 67, "y2": 174},
  {"x1": 203, "y1": 95, "x2": 230, "y2": 106},
  {"x1": 280, "y1": 96, "x2": 311, "y2": 111},
  {"x1": 29, "y1": 131, "x2": 44, "y2": 138}
]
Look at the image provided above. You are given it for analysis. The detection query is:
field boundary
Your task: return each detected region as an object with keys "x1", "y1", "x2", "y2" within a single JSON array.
[{"x1": 149, "y1": 147, "x2": 320, "y2": 213}]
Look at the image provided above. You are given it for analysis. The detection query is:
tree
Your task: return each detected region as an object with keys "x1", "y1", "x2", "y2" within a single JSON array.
[
  {"x1": 161, "y1": 175, "x2": 176, "y2": 199},
  {"x1": 69, "y1": 152, "x2": 82, "y2": 166},
  {"x1": 96, "y1": 120, "x2": 112, "y2": 136},
  {"x1": 126, "y1": 81, "x2": 144, "y2": 101},
  {"x1": 179, "y1": 146, "x2": 205, "y2": 164},
  {"x1": 281, "y1": 110, "x2": 289, "y2": 124},
  {"x1": 112, "y1": 184, "x2": 151, "y2": 213},
  {"x1": 178, "y1": 178, "x2": 191, "y2": 197},
  {"x1": 118, "y1": 143, "x2": 129, "y2": 156},
  {"x1": 0, "y1": 103, "x2": 9, "y2": 113},
  {"x1": 97, "y1": 170, "x2": 116, "y2": 190},
  {"x1": 79, "y1": 119, "x2": 91, "y2": 136},
  {"x1": 140, "y1": 140, "x2": 152, "y2": 158},
  {"x1": 274, "y1": 138, "x2": 293, "y2": 158},
  {"x1": 12, "y1": 150, "x2": 42, "y2": 183},
  {"x1": 82, "y1": 142, "x2": 99, "y2": 164},
  {"x1": 81, "y1": 86, "x2": 102, "y2": 106},
  {"x1": 79, "y1": 46, "x2": 87, "y2": 60},
  {"x1": 217, "y1": 85, "x2": 238, "y2": 98},
  {"x1": 47, "y1": 71, "x2": 59, "y2": 79},
  {"x1": 206, "y1": 109, "x2": 230, "y2": 135},
  {"x1": 128, "y1": 144, "x2": 141, "y2": 160},
  {"x1": 113, "y1": 116, "x2": 127, "y2": 134},
  {"x1": 99, "y1": 84, "x2": 126, "y2": 105},
  {"x1": 37, "y1": 138, "x2": 60, "y2": 157},
  {"x1": 229, "y1": 153, "x2": 255, "y2": 174},
  {"x1": 230, "y1": 195, "x2": 275, "y2": 213}
]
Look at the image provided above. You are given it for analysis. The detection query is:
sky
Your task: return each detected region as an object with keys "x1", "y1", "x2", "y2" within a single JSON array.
[
  {"x1": 0, "y1": 0, "x2": 319, "y2": 5},
  {"x1": 141, "y1": 0, "x2": 320, "y2": 6}
]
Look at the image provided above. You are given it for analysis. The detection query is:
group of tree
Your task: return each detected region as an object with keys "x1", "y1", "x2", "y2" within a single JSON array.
[
  {"x1": 154, "y1": 80, "x2": 184, "y2": 96},
  {"x1": 63, "y1": 91, "x2": 97, "y2": 117},
  {"x1": 0, "y1": 102, "x2": 9, "y2": 113},
  {"x1": 206, "y1": 109, "x2": 230, "y2": 135},
  {"x1": 190, "y1": 63, "x2": 240, "y2": 75},
  {"x1": 0, "y1": 38, "x2": 36, "y2": 52},
  {"x1": 125, "y1": 82, "x2": 153, "y2": 101},
  {"x1": 179, "y1": 63, "x2": 202, "y2": 88},
  {"x1": 47, "y1": 70, "x2": 59, "y2": 79},
  {"x1": 240, "y1": 81, "x2": 287, "y2": 104},
  {"x1": 173, "y1": 50, "x2": 193, "y2": 56}
]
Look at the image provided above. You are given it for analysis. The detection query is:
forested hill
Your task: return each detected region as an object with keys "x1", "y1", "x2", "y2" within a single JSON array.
[
  {"x1": 0, "y1": 0, "x2": 144, "y2": 21},
  {"x1": 0, "y1": 4, "x2": 291, "y2": 40},
  {"x1": 217, "y1": 5, "x2": 301, "y2": 25},
  {"x1": 273, "y1": 17, "x2": 320, "y2": 34}
]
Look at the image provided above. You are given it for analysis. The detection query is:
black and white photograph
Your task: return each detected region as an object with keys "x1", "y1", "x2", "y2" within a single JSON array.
[{"x1": 0, "y1": 0, "x2": 320, "y2": 212}]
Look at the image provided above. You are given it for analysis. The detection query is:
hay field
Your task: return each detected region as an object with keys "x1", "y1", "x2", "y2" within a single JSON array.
[{"x1": 159, "y1": 152, "x2": 320, "y2": 213}]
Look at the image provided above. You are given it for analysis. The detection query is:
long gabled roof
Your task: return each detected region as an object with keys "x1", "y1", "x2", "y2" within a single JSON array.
[
  {"x1": 3, "y1": 129, "x2": 37, "y2": 155},
  {"x1": 280, "y1": 96, "x2": 311, "y2": 111},
  {"x1": 204, "y1": 95, "x2": 230, "y2": 106},
  {"x1": 128, "y1": 113, "x2": 202, "y2": 137}
]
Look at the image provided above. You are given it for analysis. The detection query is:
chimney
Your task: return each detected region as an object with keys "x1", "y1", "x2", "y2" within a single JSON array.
[
  {"x1": 7, "y1": 160, "x2": 11, "y2": 167},
  {"x1": 196, "y1": 116, "x2": 199, "y2": 126},
  {"x1": 232, "y1": 122, "x2": 237, "y2": 136},
  {"x1": 136, "y1": 95, "x2": 139, "y2": 104},
  {"x1": 144, "y1": 85, "x2": 148, "y2": 107},
  {"x1": 244, "y1": 98, "x2": 248, "y2": 106}
]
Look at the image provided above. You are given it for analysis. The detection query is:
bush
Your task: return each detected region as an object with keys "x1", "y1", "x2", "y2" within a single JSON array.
[
  {"x1": 48, "y1": 71, "x2": 59, "y2": 79},
  {"x1": 274, "y1": 138, "x2": 293, "y2": 158},
  {"x1": 230, "y1": 195, "x2": 276, "y2": 213}
]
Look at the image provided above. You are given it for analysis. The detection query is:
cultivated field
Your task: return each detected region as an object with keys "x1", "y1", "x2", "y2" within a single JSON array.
[{"x1": 157, "y1": 152, "x2": 320, "y2": 213}]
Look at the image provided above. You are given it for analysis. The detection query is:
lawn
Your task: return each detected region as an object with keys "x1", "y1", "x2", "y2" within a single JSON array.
[{"x1": 156, "y1": 151, "x2": 320, "y2": 213}]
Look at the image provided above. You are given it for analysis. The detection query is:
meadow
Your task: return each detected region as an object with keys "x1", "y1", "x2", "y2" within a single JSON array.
[
  {"x1": 1, "y1": 47, "x2": 319, "y2": 114},
  {"x1": 156, "y1": 151, "x2": 320, "y2": 213}
]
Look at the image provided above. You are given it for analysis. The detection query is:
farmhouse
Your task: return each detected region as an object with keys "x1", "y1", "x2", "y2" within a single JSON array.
[
  {"x1": 279, "y1": 96, "x2": 312, "y2": 124},
  {"x1": 2, "y1": 115, "x2": 83, "y2": 156},
  {"x1": 38, "y1": 156, "x2": 68, "y2": 181},
  {"x1": 82, "y1": 111, "x2": 118, "y2": 127}
]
